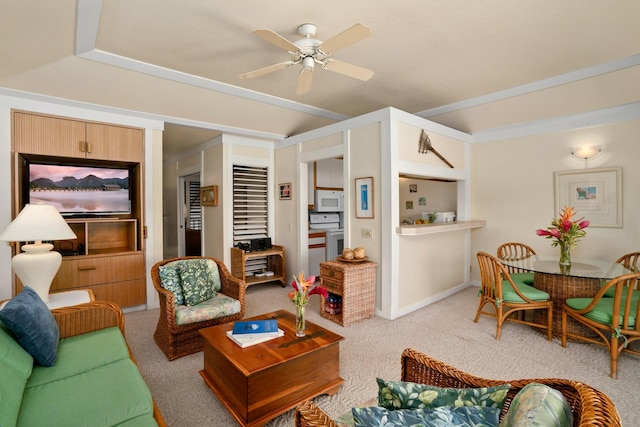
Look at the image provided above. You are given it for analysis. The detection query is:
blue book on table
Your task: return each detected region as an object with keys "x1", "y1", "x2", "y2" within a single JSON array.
[{"x1": 232, "y1": 319, "x2": 279, "y2": 335}]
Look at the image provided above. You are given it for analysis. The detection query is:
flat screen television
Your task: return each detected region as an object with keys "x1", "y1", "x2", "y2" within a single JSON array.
[{"x1": 23, "y1": 156, "x2": 133, "y2": 217}]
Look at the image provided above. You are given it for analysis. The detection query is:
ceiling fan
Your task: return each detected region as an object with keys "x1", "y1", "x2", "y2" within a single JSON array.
[{"x1": 239, "y1": 23, "x2": 374, "y2": 94}]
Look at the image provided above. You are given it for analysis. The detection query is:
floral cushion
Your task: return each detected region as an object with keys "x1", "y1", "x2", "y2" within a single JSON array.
[
  {"x1": 500, "y1": 383, "x2": 573, "y2": 427},
  {"x1": 178, "y1": 259, "x2": 215, "y2": 306},
  {"x1": 174, "y1": 293, "x2": 241, "y2": 325},
  {"x1": 377, "y1": 378, "x2": 510, "y2": 411},
  {"x1": 158, "y1": 265, "x2": 184, "y2": 305},
  {"x1": 352, "y1": 405, "x2": 500, "y2": 427}
]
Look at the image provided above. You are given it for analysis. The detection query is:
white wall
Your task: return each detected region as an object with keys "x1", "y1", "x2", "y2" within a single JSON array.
[{"x1": 470, "y1": 119, "x2": 640, "y2": 280}]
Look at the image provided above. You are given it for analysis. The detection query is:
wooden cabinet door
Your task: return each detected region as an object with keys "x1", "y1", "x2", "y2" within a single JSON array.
[
  {"x1": 13, "y1": 111, "x2": 86, "y2": 158},
  {"x1": 86, "y1": 123, "x2": 144, "y2": 162}
]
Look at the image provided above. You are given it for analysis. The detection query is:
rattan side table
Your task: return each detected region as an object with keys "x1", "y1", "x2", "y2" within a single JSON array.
[{"x1": 319, "y1": 260, "x2": 376, "y2": 326}]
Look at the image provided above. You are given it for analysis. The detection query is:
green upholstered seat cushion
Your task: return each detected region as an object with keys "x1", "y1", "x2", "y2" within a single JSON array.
[
  {"x1": 0, "y1": 321, "x2": 34, "y2": 378},
  {"x1": 175, "y1": 292, "x2": 242, "y2": 325},
  {"x1": 158, "y1": 264, "x2": 185, "y2": 305},
  {"x1": 377, "y1": 378, "x2": 510, "y2": 410},
  {"x1": 502, "y1": 281, "x2": 550, "y2": 303},
  {"x1": 352, "y1": 405, "x2": 500, "y2": 427},
  {"x1": 27, "y1": 327, "x2": 130, "y2": 387},
  {"x1": 0, "y1": 358, "x2": 28, "y2": 427},
  {"x1": 177, "y1": 259, "x2": 217, "y2": 306},
  {"x1": 0, "y1": 287, "x2": 59, "y2": 366},
  {"x1": 510, "y1": 272, "x2": 535, "y2": 286},
  {"x1": 566, "y1": 294, "x2": 638, "y2": 327},
  {"x1": 19, "y1": 358, "x2": 156, "y2": 427},
  {"x1": 500, "y1": 382, "x2": 573, "y2": 427},
  {"x1": 0, "y1": 322, "x2": 35, "y2": 427}
]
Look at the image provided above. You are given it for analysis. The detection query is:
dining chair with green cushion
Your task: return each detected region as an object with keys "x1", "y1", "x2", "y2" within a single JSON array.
[
  {"x1": 603, "y1": 252, "x2": 640, "y2": 297},
  {"x1": 562, "y1": 272, "x2": 640, "y2": 379},
  {"x1": 475, "y1": 251, "x2": 553, "y2": 341},
  {"x1": 497, "y1": 242, "x2": 536, "y2": 286}
]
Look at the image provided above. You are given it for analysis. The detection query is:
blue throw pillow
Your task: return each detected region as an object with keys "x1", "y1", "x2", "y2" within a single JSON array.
[
  {"x1": 352, "y1": 406, "x2": 500, "y2": 427},
  {"x1": 0, "y1": 287, "x2": 60, "y2": 366}
]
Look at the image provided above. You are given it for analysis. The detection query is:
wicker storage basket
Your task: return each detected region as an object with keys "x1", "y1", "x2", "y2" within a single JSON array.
[{"x1": 319, "y1": 260, "x2": 376, "y2": 326}]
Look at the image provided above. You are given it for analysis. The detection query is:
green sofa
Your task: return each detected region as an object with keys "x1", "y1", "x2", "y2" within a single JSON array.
[{"x1": 0, "y1": 298, "x2": 165, "y2": 427}]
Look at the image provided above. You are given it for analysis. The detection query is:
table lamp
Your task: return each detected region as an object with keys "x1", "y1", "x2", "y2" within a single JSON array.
[{"x1": 0, "y1": 204, "x2": 77, "y2": 303}]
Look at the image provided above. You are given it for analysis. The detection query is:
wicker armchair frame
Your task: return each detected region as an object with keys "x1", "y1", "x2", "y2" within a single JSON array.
[
  {"x1": 150, "y1": 256, "x2": 246, "y2": 361},
  {"x1": 51, "y1": 301, "x2": 167, "y2": 427},
  {"x1": 294, "y1": 348, "x2": 621, "y2": 427}
]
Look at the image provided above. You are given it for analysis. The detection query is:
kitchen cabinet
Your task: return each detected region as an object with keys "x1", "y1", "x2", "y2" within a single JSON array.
[
  {"x1": 308, "y1": 231, "x2": 326, "y2": 277},
  {"x1": 13, "y1": 111, "x2": 144, "y2": 162},
  {"x1": 315, "y1": 158, "x2": 343, "y2": 190}
]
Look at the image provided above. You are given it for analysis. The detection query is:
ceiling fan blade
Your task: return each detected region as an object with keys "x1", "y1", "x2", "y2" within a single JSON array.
[
  {"x1": 253, "y1": 29, "x2": 300, "y2": 52},
  {"x1": 324, "y1": 59, "x2": 374, "y2": 81},
  {"x1": 296, "y1": 69, "x2": 314, "y2": 94},
  {"x1": 239, "y1": 61, "x2": 295, "y2": 79},
  {"x1": 319, "y1": 23, "x2": 371, "y2": 54}
]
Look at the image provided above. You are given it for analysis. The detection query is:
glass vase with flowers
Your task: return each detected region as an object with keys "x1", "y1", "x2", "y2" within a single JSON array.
[
  {"x1": 289, "y1": 273, "x2": 328, "y2": 337},
  {"x1": 536, "y1": 206, "x2": 589, "y2": 267}
]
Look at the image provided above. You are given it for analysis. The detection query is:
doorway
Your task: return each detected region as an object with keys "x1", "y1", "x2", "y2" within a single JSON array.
[{"x1": 179, "y1": 173, "x2": 202, "y2": 256}]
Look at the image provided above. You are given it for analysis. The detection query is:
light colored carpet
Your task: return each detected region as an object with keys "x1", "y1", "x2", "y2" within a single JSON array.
[{"x1": 124, "y1": 284, "x2": 638, "y2": 426}]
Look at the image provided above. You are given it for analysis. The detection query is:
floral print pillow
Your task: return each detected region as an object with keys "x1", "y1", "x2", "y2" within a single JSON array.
[
  {"x1": 178, "y1": 259, "x2": 215, "y2": 306},
  {"x1": 352, "y1": 405, "x2": 500, "y2": 427},
  {"x1": 500, "y1": 383, "x2": 573, "y2": 427},
  {"x1": 377, "y1": 378, "x2": 510, "y2": 411},
  {"x1": 158, "y1": 265, "x2": 184, "y2": 305}
]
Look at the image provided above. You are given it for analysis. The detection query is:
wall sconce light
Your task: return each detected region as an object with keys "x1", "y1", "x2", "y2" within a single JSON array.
[{"x1": 571, "y1": 145, "x2": 602, "y2": 160}]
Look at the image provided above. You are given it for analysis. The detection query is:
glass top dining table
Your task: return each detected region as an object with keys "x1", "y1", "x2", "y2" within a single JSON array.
[
  {"x1": 500, "y1": 255, "x2": 633, "y2": 336},
  {"x1": 500, "y1": 255, "x2": 632, "y2": 280}
]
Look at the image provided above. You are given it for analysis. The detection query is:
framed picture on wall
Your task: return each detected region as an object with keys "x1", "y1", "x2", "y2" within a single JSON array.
[
  {"x1": 279, "y1": 183, "x2": 292, "y2": 200},
  {"x1": 355, "y1": 176, "x2": 374, "y2": 218},
  {"x1": 200, "y1": 185, "x2": 218, "y2": 206},
  {"x1": 554, "y1": 167, "x2": 622, "y2": 228}
]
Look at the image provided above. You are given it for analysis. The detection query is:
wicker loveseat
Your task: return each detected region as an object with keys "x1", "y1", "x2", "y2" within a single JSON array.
[
  {"x1": 294, "y1": 348, "x2": 621, "y2": 427},
  {"x1": 0, "y1": 298, "x2": 165, "y2": 426},
  {"x1": 151, "y1": 256, "x2": 246, "y2": 360}
]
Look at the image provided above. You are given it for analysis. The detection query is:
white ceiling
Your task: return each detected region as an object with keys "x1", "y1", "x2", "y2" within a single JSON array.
[{"x1": 2, "y1": 0, "x2": 639, "y2": 158}]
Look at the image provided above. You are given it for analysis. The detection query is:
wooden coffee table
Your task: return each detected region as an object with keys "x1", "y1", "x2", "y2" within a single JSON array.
[{"x1": 199, "y1": 309, "x2": 344, "y2": 426}]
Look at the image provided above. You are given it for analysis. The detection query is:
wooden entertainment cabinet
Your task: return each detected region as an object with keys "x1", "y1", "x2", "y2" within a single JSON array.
[{"x1": 10, "y1": 110, "x2": 146, "y2": 308}]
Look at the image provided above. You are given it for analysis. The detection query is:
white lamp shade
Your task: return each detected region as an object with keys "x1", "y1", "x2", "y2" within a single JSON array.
[
  {"x1": 0, "y1": 204, "x2": 76, "y2": 243},
  {"x1": 0, "y1": 204, "x2": 77, "y2": 303}
]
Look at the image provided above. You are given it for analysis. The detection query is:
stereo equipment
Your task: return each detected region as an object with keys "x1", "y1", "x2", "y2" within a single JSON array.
[{"x1": 250, "y1": 237, "x2": 272, "y2": 252}]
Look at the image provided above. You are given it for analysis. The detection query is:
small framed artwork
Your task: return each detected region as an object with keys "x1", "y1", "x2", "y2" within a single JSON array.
[
  {"x1": 554, "y1": 167, "x2": 622, "y2": 228},
  {"x1": 279, "y1": 183, "x2": 292, "y2": 200},
  {"x1": 355, "y1": 176, "x2": 374, "y2": 218},
  {"x1": 201, "y1": 185, "x2": 218, "y2": 206},
  {"x1": 406, "y1": 201, "x2": 413, "y2": 209},
  {"x1": 409, "y1": 184, "x2": 417, "y2": 193},
  {"x1": 418, "y1": 197, "x2": 426, "y2": 206}
]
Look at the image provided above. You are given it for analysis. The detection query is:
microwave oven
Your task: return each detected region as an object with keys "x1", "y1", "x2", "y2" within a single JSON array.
[{"x1": 315, "y1": 190, "x2": 344, "y2": 212}]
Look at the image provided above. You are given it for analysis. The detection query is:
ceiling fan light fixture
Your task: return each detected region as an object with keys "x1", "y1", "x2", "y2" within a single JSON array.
[{"x1": 302, "y1": 56, "x2": 315, "y2": 71}]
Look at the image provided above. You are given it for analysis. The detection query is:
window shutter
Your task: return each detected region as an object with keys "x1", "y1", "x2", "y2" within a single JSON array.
[
  {"x1": 187, "y1": 181, "x2": 201, "y2": 230},
  {"x1": 233, "y1": 165, "x2": 269, "y2": 276}
]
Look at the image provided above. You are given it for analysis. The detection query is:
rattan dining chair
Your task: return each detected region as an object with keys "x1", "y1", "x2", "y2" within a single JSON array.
[
  {"x1": 497, "y1": 242, "x2": 536, "y2": 286},
  {"x1": 475, "y1": 251, "x2": 553, "y2": 340},
  {"x1": 562, "y1": 272, "x2": 640, "y2": 379},
  {"x1": 615, "y1": 252, "x2": 640, "y2": 272}
]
